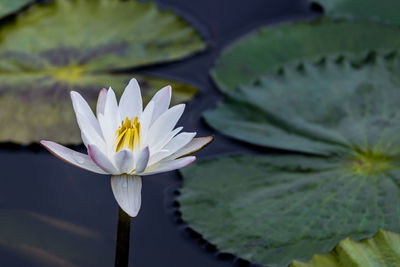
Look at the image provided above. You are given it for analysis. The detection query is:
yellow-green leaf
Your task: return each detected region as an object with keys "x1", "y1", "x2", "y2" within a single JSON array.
[{"x1": 291, "y1": 230, "x2": 400, "y2": 267}]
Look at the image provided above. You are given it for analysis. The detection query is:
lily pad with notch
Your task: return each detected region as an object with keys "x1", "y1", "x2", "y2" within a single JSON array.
[
  {"x1": 206, "y1": 54, "x2": 400, "y2": 156},
  {"x1": 211, "y1": 19, "x2": 400, "y2": 92},
  {"x1": 181, "y1": 54, "x2": 400, "y2": 266}
]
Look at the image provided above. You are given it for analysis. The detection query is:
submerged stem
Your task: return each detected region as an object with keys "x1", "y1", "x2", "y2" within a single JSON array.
[{"x1": 115, "y1": 207, "x2": 131, "y2": 267}]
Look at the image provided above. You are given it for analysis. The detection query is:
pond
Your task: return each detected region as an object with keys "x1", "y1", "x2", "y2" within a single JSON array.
[{"x1": 0, "y1": 0, "x2": 318, "y2": 266}]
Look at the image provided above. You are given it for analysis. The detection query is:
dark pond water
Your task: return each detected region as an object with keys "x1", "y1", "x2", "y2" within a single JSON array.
[{"x1": 0, "y1": 0, "x2": 319, "y2": 266}]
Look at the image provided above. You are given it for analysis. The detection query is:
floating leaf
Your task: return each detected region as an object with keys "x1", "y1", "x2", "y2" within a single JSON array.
[
  {"x1": 205, "y1": 55, "x2": 400, "y2": 156},
  {"x1": 0, "y1": 0, "x2": 32, "y2": 19},
  {"x1": 291, "y1": 230, "x2": 400, "y2": 266},
  {"x1": 184, "y1": 55, "x2": 400, "y2": 265},
  {"x1": 0, "y1": 0, "x2": 205, "y2": 144},
  {"x1": 179, "y1": 154, "x2": 400, "y2": 267},
  {"x1": 211, "y1": 19, "x2": 400, "y2": 92},
  {"x1": 314, "y1": 0, "x2": 400, "y2": 26}
]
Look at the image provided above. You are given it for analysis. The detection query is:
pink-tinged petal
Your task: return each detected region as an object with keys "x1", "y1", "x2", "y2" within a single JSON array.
[
  {"x1": 88, "y1": 144, "x2": 118, "y2": 174},
  {"x1": 149, "y1": 85, "x2": 171, "y2": 124},
  {"x1": 165, "y1": 136, "x2": 214, "y2": 161},
  {"x1": 114, "y1": 149, "x2": 134, "y2": 174},
  {"x1": 139, "y1": 100, "x2": 154, "y2": 143},
  {"x1": 111, "y1": 175, "x2": 142, "y2": 217},
  {"x1": 119, "y1": 78, "x2": 142, "y2": 120},
  {"x1": 142, "y1": 156, "x2": 196, "y2": 176},
  {"x1": 147, "y1": 104, "x2": 185, "y2": 147},
  {"x1": 96, "y1": 88, "x2": 107, "y2": 117},
  {"x1": 40, "y1": 140, "x2": 107, "y2": 174},
  {"x1": 134, "y1": 147, "x2": 150, "y2": 174},
  {"x1": 149, "y1": 132, "x2": 195, "y2": 165}
]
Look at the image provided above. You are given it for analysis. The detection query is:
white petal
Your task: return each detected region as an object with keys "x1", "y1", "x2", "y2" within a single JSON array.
[
  {"x1": 148, "y1": 132, "x2": 195, "y2": 165},
  {"x1": 147, "y1": 104, "x2": 185, "y2": 147},
  {"x1": 142, "y1": 156, "x2": 196, "y2": 176},
  {"x1": 88, "y1": 144, "x2": 119, "y2": 174},
  {"x1": 134, "y1": 147, "x2": 150, "y2": 174},
  {"x1": 139, "y1": 100, "x2": 154, "y2": 144},
  {"x1": 114, "y1": 149, "x2": 135, "y2": 174},
  {"x1": 74, "y1": 110, "x2": 106, "y2": 149},
  {"x1": 40, "y1": 140, "x2": 107, "y2": 174},
  {"x1": 111, "y1": 175, "x2": 142, "y2": 217},
  {"x1": 70, "y1": 91, "x2": 104, "y2": 148},
  {"x1": 100, "y1": 88, "x2": 121, "y2": 147},
  {"x1": 70, "y1": 91, "x2": 101, "y2": 134},
  {"x1": 119, "y1": 78, "x2": 142, "y2": 120},
  {"x1": 149, "y1": 85, "x2": 171, "y2": 124},
  {"x1": 150, "y1": 126, "x2": 183, "y2": 152},
  {"x1": 165, "y1": 136, "x2": 214, "y2": 160},
  {"x1": 148, "y1": 149, "x2": 170, "y2": 166},
  {"x1": 96, "y1": 88, "x2": 107, "y2": 117}
]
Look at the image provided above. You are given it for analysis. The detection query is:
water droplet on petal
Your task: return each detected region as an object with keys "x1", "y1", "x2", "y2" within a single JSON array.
[{"x1": 123, "y1": 181, "x2": 128, "y2": 188}]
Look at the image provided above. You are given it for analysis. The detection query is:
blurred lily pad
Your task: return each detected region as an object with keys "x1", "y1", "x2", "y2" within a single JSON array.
[
  {"x1": 2, "y1": 74, "x2": 197, "y2": 145},
  {"x1": 0, "y1": 209, "x2": 112, "y2": 266},
  {"x1": 205, "y1": 54, "x2": 400, "y2": 155},
  {"x1": 314, "y1": 0, "x2": 400, "y2": 26},
  {"x1": 0, "y1": 0, "x2": 205, "y2": 144},
  {"x1": 179, "y1": 154, "x2": 400, "y2": 266},
  {"x1": 291, "y1": 229, "x2": 400, "y2": 266},
  {"x1": 0, "y1": 0, "x2": 32, "y2": 19},
  {"x1": 211, "y1": 19, "x2": 400, "y2": 92}
]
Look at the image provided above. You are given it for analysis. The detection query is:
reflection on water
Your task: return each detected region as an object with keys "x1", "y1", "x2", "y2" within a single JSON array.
[
  {"x1": 0, "y1": 210, "x2": 110, "y2": 266},
  {"x1": 0, "y1": 149, "x2": 116, "y2": 266}
]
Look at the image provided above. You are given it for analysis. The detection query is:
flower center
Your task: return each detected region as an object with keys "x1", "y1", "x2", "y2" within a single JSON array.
[{"x1": 114, "y1": 116, "x2": 141, "y2": 152}]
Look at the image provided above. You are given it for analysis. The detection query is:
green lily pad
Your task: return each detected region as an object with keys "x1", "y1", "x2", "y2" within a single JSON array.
[
  {"x1": 184, "y1": 55, "x2": 400, "y2": 265},
  {"x1": 205, "y1": 54, "x2": 400, "y2": 156},
  {"x1": 291, "y1": 230, "x2": 400, "y2": 266},
  {"x1": 179, "y1": 154, "x2": 400, "y2": 267},
  {"x1": 0, "y1": 0, "x2": 205, "y2": 144},
  {"x1": 314, "y1": 0, "x2": 400, "y2": 26},
  {"x1": 0, "y1": 0, "x2": 32, "y2": 19},
  {"x1": 211, "y1": 19, "x2": 400, "y2": 92},
  {"x1": 0, "y1": 209, "x2": 112, "y2": 266}
]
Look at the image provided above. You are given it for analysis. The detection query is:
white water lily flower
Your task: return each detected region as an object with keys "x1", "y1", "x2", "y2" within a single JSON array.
[{"x1": 41, "y1": 78, "x2": 213, "y2": 217}]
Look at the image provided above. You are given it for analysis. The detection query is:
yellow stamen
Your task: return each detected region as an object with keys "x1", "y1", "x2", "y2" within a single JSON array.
[{"x1": 114, "y1": 116, "x2": 141, "y2": 152}]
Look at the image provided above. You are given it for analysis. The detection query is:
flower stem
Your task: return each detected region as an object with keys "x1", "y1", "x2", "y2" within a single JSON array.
[{"x1": 115, "y1": 207, "x2": 131, "y2": 267}]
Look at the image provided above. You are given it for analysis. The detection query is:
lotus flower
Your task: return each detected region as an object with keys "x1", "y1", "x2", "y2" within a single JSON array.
[{"x1": 41, "y1": 78, "x2": 213, "y2": 217}]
